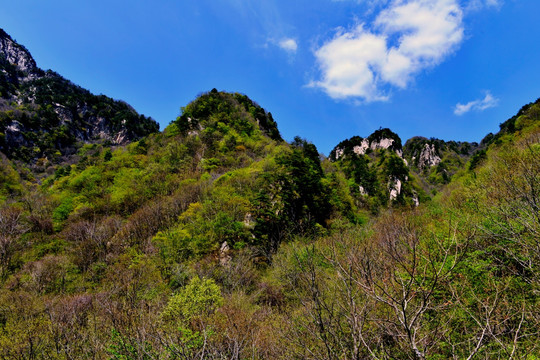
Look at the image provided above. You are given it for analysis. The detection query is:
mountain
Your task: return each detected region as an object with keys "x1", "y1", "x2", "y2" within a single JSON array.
[
  {"x1": 328, "y1": 99, "x2": 540, "y2": 210},
  {"x1": 0, "y1": 28, "x2": 539, "y2": 360},
  {"x1": 0, "y1": 87, "x2": 538, "y2": 358},
  {"x1": 0, "y1": 28, "x2": 159, "y2": 168},
  {"x1": 400, "y1": 137, "x2": 480, "y2": 196},
  {"x1": 329, "y1": 128, "x2": 419, "y2": 212}
]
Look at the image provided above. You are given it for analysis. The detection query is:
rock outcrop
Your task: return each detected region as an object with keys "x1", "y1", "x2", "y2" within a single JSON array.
[
  {"x1": 417, "y1": 143, "x2": 441, "y2": 170},
  {"x1": 0, "y1": 29, "x2": 37, "y2": 74},
  {"x1": 330, "y1": 128, "x2": 413, "y2": 205},
  {"x1": 388, "y1": 176, "x2": 403, "y2": 201},
  {"x1": 0, "y1": 28, "x2": 159, "y2": 165},
  {"x1": 331, "y1": 128, "x2": 404, "y2": 160}
]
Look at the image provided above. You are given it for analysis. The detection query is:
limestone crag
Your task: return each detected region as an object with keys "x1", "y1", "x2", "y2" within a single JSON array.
[
  {"x1": 350, "y1": 138, "x2": 402, "y2": 157},
  {"x1": 0, "y1": 29, "x2": 36, "y2": 74},
  {"x1": 417, "y1": 143, "x2": 441, "y2": 169},
  {"x1": 0, "y1": 28, "x2": 159, "y2": 164},
  {"x1": 332, "y1": 130, "x2": 404, "y2": 161},
  {"x1": 330, "y1": 128, "x2": 413, "y2": 204},
  {"x1": 388, "y1": 177, "x2": 402, "y2": 201}
]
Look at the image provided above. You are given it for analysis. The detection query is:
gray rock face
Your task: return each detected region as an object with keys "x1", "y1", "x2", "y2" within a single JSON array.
[
  {"x1": 0, "y1": 29, "x2": 36, "y2": 73},
  {"x1": 418, "y1": 143, "x2": 441, "y2": 170},
  {"x1": 388, "y1": 176, "x2": 402, "y2": 201},
  {"x1": 0, "y1": 28, "x2": 159, "y2": 164},
  {"x1": 331, "y1": 130, "x2": 411, "y2": 204},
  {"x1": 335, "y1": 137, "x2": 403, "y2": 159}
]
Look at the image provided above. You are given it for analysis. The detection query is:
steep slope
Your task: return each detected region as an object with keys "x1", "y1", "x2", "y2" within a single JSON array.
[
  {"x1": 0, "y1": 89, "x2": 538, "y2": 359},
  {"x1": 175, "y1": 89, "x2": 282, "y2": 142},
  {"x1": 0, "y1": 152, "x2": 22, "y2": 201},
  {"x1": 402, "y1": 137, "x2": 479, "y2": 195},
  {"x1": 329, "y1": 99, "x2": 540, "y2": 209},
  {"x1": 43, "y1": 90, "x2": 339, "y2": 259},
  {"x1": 0, "y1": 28, "x2": 159, "y2": 166},
  {"x1": 329, "y1": 128, "x2": 423, "y2": 212}
]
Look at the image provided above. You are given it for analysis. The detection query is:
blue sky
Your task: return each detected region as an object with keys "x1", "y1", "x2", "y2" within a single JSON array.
[{"x1": 1, "y1": 0, "x2": 539, "y2": 154}]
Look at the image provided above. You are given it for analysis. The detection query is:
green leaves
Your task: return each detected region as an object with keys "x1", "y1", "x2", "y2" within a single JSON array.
[
  {"x1": 174, "y1": 90, "x2": 281, "y2": 143},
  {"x1": 162, "y1": 276, "x2": 223, "y2": 324}
]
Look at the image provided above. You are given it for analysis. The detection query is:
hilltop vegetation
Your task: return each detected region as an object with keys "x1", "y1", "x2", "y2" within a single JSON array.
[
  {"x1": 0, "y1": 25, "x2": 539, "y2": 360},
  {"x1": 0, "y1": 28, "x2": 159, "y2": 170},
  {"x1": 0, "y1": 89, "x2": 538, "y2": 359}
]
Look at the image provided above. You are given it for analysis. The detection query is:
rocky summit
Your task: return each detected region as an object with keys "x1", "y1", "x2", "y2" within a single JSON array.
[
  {"x1": 0, "y1": 29, "x2": 158, "y2": 168},
  {"x1": 0, "y1": 24, "x2": 539, "y2": 360}
]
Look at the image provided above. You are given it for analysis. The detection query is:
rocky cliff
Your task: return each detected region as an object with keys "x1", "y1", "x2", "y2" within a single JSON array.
[
  {"x1": 402, "y1": 137, "x2": 479, "y2": 190},
  {"x1": 329, "y1": 128, "x2": 418, "y2": 211},
  {"x1": 0, "y1": 28, "x2": 159, "y2": 166},
  {"x1": 330, "y1": 128, "x2": 403, "y2": 160},
  {"x1": 0, "y1": 29, "x2": 37, "y2": 74}
]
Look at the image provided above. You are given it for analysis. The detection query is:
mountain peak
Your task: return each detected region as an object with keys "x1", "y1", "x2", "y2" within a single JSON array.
[
  {"x1": 329, "y1": 128, "x2": 402, "y2": 161},
  {"x1": 174, "y1": 89, "x2": 282, "y2": 142},
  {"x1": 0, "y1": 28, "x2": 37, "y2": 73},
  {"x1": 0, "y1": 28, "x2": 159, "y2": 168}
]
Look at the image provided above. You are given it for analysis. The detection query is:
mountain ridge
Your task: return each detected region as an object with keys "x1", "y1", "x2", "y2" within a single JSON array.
[
  {"x1": 0, "y1": 28, "x2": 159, "y2": 169},
  {"x1": 0, "y1": 27, "x2": 539, "y2": 357}
]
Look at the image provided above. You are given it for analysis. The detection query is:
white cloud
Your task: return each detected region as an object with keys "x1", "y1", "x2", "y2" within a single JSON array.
[
  {"x1": 311, "y1": 26, "x2": 389, "y2": 101},
  {"x1": 454, "y1": 92, "x2": 499, "y2": 115},
  {"x1": 312, "y1": 0, "x2": 464, "y2": 101},
  {"x1": 278, "y1": 38, "x2": 298, "y2": 53},
  {"x1": 465, "y1": 0, "x2": 503, "y2": 12}
]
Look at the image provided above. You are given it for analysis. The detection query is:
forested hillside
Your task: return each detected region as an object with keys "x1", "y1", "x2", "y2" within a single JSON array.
[
  {"x1": 0, "y1": 28, "x2": 159, "y2": 170},
  {"x1": 0, "y1": 25, "x2": 539, "y2": 360},
  {"x1": 0, "y1": 87, "x2": 538, "y2": 358}
]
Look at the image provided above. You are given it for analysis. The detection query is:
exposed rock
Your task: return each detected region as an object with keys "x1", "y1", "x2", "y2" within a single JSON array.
[
  {"x1": 0, "y1": 28, "x2": 159, "y2": 165},
  {"x1": 187, "y1": 117, "x2": 203, "y2": 136},
  {"x1": 331, "y1": 129, "x2": 415, "y2": 206},
  {"x1": 418, "y1": 143, "x2": 441, "y2": 169},
  {"x1": 0, "y1": 29, "x2": 36, "y2": 74},
  {"x1": 412, "y1": 192, "x2": 420, "y2": 207},
  {"x1": 332, "y1": 129, "x2": 404, "y2": 160},
  {"x1": 359, "y1": 185, "x2": 368, "y2": 196},
  {"x1": 244, "y1": 213, "x2": 255, "y2": 228},
  {"x1": 219, "y1": 241, "x2": 231, "y2": 266},
  {"x1": 371, "y1": 137, "x2": 394, "y2": 151},
  {"x1": 342, "y1": 137, "x2": 398, "y2": 157},
  {"x1": 389, "y1": 176, "x2": 402, "y2": 201},
  {"x1": 352, "y1": 139, "x2": 370, "y2": 155}
]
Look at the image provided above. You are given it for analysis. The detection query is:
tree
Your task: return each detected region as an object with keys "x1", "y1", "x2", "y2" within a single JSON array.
[
  {"x1": 0, "y1": 206, "x2": 27, "y2": 279},
  {"x1": 160, "y1": 276, "x2": 224, "y2": 359},
  {"x1": 253, "y1": 138, "x2": 331, "y2": 257}
]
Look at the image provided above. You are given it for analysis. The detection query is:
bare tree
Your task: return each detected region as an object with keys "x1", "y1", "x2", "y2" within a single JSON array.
[
  {"x1": 325, "y1": 211, "x2": 466, "y2": 359},
  {"x1": 0, "y1": 206, "x2": 27, "y2": 279}
]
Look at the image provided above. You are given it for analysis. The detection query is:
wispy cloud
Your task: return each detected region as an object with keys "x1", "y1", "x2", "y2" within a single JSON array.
[
  {"x1": 465, "y1": 0, "x2": 503, "y2": 12},
  {"x1": 311, "y1": 0, "x2": 464, "y2": 102},
  {"x1": 224, "y1": 0, "x2": 297, "y2": 55},
  {"x1": 278, "y1": 38, "x2": 298, "y2": 53},
  {"x1": 454, "y1": 92, "x2": 499, "y2": 115}
]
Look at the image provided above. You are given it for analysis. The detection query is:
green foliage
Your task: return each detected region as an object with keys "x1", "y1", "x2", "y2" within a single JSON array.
[
  {"x1": 468, "y1": 149, "x2": 487, "y2": 170},
  {"x1": 253, "y1": 138, "x2": 331, "y2": 255},
  {"x1": 107, "y1": 329, "x2": 156, "y2": 360},
  {"x1": 52, "y1": 196, "x2": 73, "y2": 226},
  {"x1": 103, "y1": 149, "x2": 113, "y2": 162},
  {"x1": 403, "y1": 136, "x2": 479, "y2": 193},
  {"x1": 1, "y1": 75, "x2": 540, "y2": 359},
  {"x1": 162, "y1": 276, "x2": 223, "y2": 324},
  {"x1": 0, "y1": 154, "x2": 23, "y2": 201},
  {"x1": 175, "y1": 90, "x2": 282, "y2": 142}
]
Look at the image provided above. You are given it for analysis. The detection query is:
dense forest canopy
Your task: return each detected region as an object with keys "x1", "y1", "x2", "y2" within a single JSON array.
[
  {"x1": 0, "y1": 91, "x2": 538, "y2": 359},
  {"x1": 0, "y1": 28, "x2": 539, "y2": 359}
]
